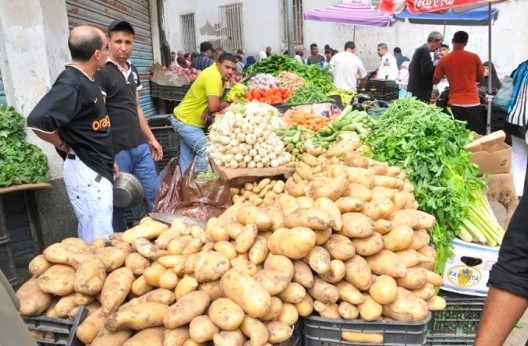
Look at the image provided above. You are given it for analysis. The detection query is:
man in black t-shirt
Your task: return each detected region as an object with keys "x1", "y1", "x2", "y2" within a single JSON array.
[
  {"x1": 27, "y1": 26, "x2": 115, "y2": 243},
  {"x1": 95, "y1": 20, "x2": 163, "y2": 232}
]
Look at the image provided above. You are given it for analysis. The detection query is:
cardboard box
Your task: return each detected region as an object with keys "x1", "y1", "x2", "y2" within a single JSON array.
[
  {"x1": 441, "y1": 238, "x2": 499, "y2": 296},
  {"x1": 465, "y1": 131, "x2": 512, "y2": 175}
]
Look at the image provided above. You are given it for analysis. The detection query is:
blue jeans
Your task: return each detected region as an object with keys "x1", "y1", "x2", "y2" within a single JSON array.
[
  {"x1": 170, "y1": 117, "x2": 208, "y2": 173},
  {"x1": 113, "y1": 143, "x2": 159, "y2": 231}
]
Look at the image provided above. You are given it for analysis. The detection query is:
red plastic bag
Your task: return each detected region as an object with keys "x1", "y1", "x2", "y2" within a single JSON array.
[{"x1": 152, "y1": 156, "x2": 231, "y2": 222}]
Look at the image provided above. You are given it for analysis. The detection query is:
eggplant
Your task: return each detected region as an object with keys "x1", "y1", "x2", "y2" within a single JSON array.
[{"x1": 377, "y1": 100, "x2": 389, "y2": 108}]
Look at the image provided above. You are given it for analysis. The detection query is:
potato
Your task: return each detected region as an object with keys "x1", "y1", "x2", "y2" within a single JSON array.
[
  {"x1": 248, "y1": 236, "x2": 268, "y2": 264},
  {"x1": 268, "y1": 227, "x2": 316, "y2": 260},
  {"x1": 343, "y1": 167, "x2": 375, "y2": 189},
  {"x1": 213, "y1": 330, "x2": 245, "y2": 346},
  {"x1": 38, "y1": 264, "x2": 76, "y2": 296},
  {"x1": 362, "y1": 202, "x2": 383, "y2": 221},
  {"x1": 231, "y1": 257, "x2": 258, "y2": 276},
  {"x1": 343, "y1": 151, "x2": 369, "y2": 168},
  {"x1": 295, "y1": 293, "x2": 314, "y2": 317},
  {"x1": 314, "y1": 197, "x2": 343, "y2": 231},
  {"x1": 100, "y1": 267, "x2": 135, "y2": 316},
  {"x1": 318, "y1": 259, "x2": 346, "y2": 283},
  {"x1": 76, "y1": 307, "x2": 106, "y2": 344},
  {"x1": 373, "y1": 219, "x2": 392, "y2": 235},
  {"x1": 134, "y1": 237, "x2": 163, "y2": 260},
  {"x1": 156, "y1": 219, "x2": 186, "y2": 249},
  {"x1": 74, "y1": 257, "x2": 107, "y2": 296},
  {"x1": 164, "y1": 327, "x2": 190, "y2": 346},
  {"x1": 277, "y1": 194, "x2": 299, "y2": 216},
  {"x1": 341, "y1": 331, "x2": 383, "y2": 344},
  {"x1": 341, "y1": 212, "x2": 374, "y2": 238},
  {"x1": 29, "y1": 254, "x2": 52, "y2": 277},
  {"x1": 313, "y1": 301, "x2": 340, "y2": 319},
  {"x1": 213, "y1": 241, "x2": 236, "y2": 260},
  {"x1": 262, "y1": 296, "x2": 284, "y2": 321},
  {"x1": 297, "y1": 196, "x2": 314, "y2": 209},
  {"x1": 164, "y1": 291, "x2": 210, "y2": 329},
  {"x1": 189, "y1": 315, "x2": 219, "y2": 343},
  {"x1": 279, "y1": 282, "x2": 306, "y2": 304},
  {"x1": 335, "y1": 281, "x2": 366, "y2": 305},
  {"x1": 209, "y1": 298, "x2": 245, "y2": 331},
  {"x1": 131, "y1": 275, "x2": 153, "y2": 296},
  {"x1": 168, "y1": 235, "x2": 193, "y2": 255},
  {"x1": 383, "y1": 224, "x2": 415, "y2": 252},
  {"x1": 343, "y1": 183, "x2": 373, "y2": 201},
  {"x1": 358, "y1": 294, "x2": 383, "y2": 321},
  {"x1": 95, "y1": 246, "x2": 129, "y2": 272},
  {"x1": 293, "y1": 260, "x2": 314, "y2": 288},
  {"x1": 122, "y1": 220, "x2": 169, "y2": 244},
  {"x1": 369, "y1": 275, "x2": 398, "y2": 305},
  {"x1": 389, "y1": 210, "x2": 436, "y2": 230},
  {"x1": 184, "y1": 253, "x2": 199, "y2": 274},
  {"x1": 278, "y1": 303, "x2": 299, "y2": 326},
  {"x1": 266, "y1": 321, "x2": 292, "y2": 343},
  {"x1": 366, "y1": 250, "x2": 407, "y2": 278},
  {"x1": 352, "y1": 233, "x2": 384, "y2": 257},
  {"x1": 264, "y1": 255, "x2": 295, "y2": 280},
  {"x1": 254, "y1": 269, "x2": 291, "y2": 295},
  {"x1": 396, "y1": 268, "x2": 428, "y2": 290},
  {"x1": 157, "y1": 270, "x2": 178, "y2": 290},
  {"x1": 323, "y1": 234, "x2": 356, "y2": 261},
  {"x1": 175, "y1": 275, "x2": 199, "y2": 299},
  {"x1": 61, "y1": 237, "x2": 88, "y2": 248},
  {"x1": 16, "y1": 278, "x2": 52, "y2": 316},
  {"x1": 137, "y1": 288, "x2": 176, "y2": 305},
  {"x1": 427, "y1": 295, "x2": 447, "y2": 311},
  {"x1": 124, "y1": 327, "x2": 164, "y2": 346},
  {"x1": 283, "y1": 208, "x2": 336, "y2": 231},
  {"x1": 237, "y1": 206, "x2": 273, "y2": 232},
  {"x1": 411, "y1": 230, "x2": 431, "y2": 250},
  {"x1": 193, "y1": 251, "x2": 230, "y2": 283},
  {"x1": 220, "y1": 269, "x2": 272, "y2": 318},
  {"x1": 304, "y1": 246, "x2": 331, "y2": 275},
  {"x1": 344, "y1": 256, "x2": 372, "y2": 291},
  {"x1": 309, "y1": 278, "x2": 339, "y2": 304},
  {"x1": 55, "y1": 293, "x2": 93, "y2": 318},
  {"x1": 410, "y1": 283, "x2": 436, "y2": 301},
  {"x1": 339, "y1": 301, "x2": 359, "y2": 319},
  {"x1": 236, "y1": 224, "x2": 259, "y2": 253},
  {"x1": 241, "y1": 316, "x2": 269, "y2": 346},
  {"x1": 143, "y1": 263, "x2": 166, "y2": 287},
  {"x1": 182, "y1": 238, "x2": 204, "y2": 255},
  {"x1": 285, "y1": 178, "x2": 307, "y2": 197},
  {"x1": 313, "y1": 228, "x2": 332, "y2": 246},
  {"x1": 426, "y1": 271, "x2": 443, "y2": 287},
  {"x1": 105, "y1": 301, "x2": 168, "y2": 331},
  {"x1": 182, "y1": 339, "x2": 202, "y2": 346},
  {"x1": 263, "y1": 204, "x2": 284, "y2": 231},
  {"x1": 125, "y1": 252, "x2": 150, "y2": 275},
  {"x1": 198, "y1": 280, "x2": 224, "y2": 301},
  {"x1": 383, "y1": 288, "x2": 428, "y2": 322},
  {"x1": 91, "y1": 329, "x2": 132, "y2": 346},
  {"x1": 394, "y1": 249, "x2": 422, "y2": 268},
  {"x1": 335, "y1": 197, "x2": 364, "y2": 214}
]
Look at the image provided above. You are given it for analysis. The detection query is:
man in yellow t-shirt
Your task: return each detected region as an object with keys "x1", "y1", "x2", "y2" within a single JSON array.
[{"x1": 171, "y1": 53, "x2": 236, "y2": 172}]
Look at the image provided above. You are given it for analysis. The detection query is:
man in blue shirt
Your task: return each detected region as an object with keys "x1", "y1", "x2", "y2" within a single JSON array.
[
  {"x1": 191, "y1": 41, "x2": 214, "y2": 71},
  {"x1": 393, "y1": 47, "x2": 410, "y2": 70}
]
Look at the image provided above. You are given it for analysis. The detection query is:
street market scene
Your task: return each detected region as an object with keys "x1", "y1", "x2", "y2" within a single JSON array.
[{"x1": 1, "y1": 0, "x2": 528, "y2": 345}]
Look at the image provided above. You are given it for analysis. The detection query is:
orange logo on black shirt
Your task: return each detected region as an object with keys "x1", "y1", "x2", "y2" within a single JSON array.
[{"x1": 92, "y1": 115, "x2": 111, "y2": 131}]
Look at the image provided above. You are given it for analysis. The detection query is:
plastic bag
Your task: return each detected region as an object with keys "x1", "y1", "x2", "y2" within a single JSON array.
[
  {"x1": 152, "y1": 156, "x2": 231, "y2": 222},
  {"x1": 493, "y1": 75, "x2": 514, "y2": 111}
]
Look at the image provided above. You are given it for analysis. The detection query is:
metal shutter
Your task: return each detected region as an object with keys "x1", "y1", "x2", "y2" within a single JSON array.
[{"x1": 65, "y1": 0, "x2": 157, "y2": 117}]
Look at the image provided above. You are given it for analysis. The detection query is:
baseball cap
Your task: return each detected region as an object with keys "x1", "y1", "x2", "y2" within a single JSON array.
[{"x1": 108, "y1": 20, "x2": 135, "y2": 35}]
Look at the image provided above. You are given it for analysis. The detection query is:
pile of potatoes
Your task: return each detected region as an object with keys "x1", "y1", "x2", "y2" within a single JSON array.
[
  {"x1": 16, "y1": 133, "x2": 446, "y2": 346},
  {"x1": 230, "y1": 179, "x2": 285, "y2": 206}
]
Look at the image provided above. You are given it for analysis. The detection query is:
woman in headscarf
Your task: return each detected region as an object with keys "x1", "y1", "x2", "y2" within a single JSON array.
[
  {"x1": 244, "y1": 56, "x2": 256, "y2": 72},
  {"x1": 483, "y1": 61, "x2": 502, "y2": 92}
]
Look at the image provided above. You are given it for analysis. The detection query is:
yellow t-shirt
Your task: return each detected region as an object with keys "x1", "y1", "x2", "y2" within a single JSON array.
[{"x1": 174, "y1": 63, "x2": 224, "y2": 128}]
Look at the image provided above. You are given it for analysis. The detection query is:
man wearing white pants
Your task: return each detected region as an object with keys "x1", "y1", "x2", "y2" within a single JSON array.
[{"x1": 27, "y1": 26, "x2": 116, "y2": 242}]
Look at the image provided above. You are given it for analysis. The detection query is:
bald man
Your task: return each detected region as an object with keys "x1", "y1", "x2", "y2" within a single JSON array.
[{"x1": 27, "y1": 26, "x2": 117, "y2": 243}]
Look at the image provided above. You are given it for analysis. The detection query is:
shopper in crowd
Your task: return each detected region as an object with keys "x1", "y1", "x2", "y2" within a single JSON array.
[
  {"x1": 186, "y1": 52, "x2": 194, "y2": 65},
  {"x1": 171, "y1": 53, "x2": 237, "y2": 173},
  {"x1": 177, "y1": 54, "x2": 189, "y2": 68},
  {"x1": 244, "y1": 55, "x2": 256, "y2": 71},
  {"x1": 258, "y1": 46, "x2": 272, "y2": 61},
  {"x1": 235, "y1": 55, "x2": 245, "y2": 74},
  {"x1": 324, "y1": 47, "x2": 333, "y2": 63},
  {"x1": 212, "y1": 47, "x2": 225, "y2": 61},
  {"x1": 396, "y1": 61, "x2": 410, "y2": 98},
  {"x1": 407, "y1": 31, "x2": 443, "y2": 103},
  {"x1": 95, "y1": 20, "x2": 162, "y2": 232},
  {"x1": 433, "y1": 31, "x2": 485, "y2": 134},
  {"x1": 393, "y1": 47, "x2": 409, "y2": 69},
  {"x1": 433, "y1": 43, "x2": 450, "y2": 98},
  {"x1": 169, "y1": 51, "x2": 178, "y2": 68},
  {"x1": 236, "y1": 49, "x2": 247, "y2": 65},
  {"x1": 27, "y1": 26, "x2": 116, "y2": 242},
  {"x1": 503, "y1": 60, "x2": 528, "y2": 197},
  {"x1": 483, "y1": 61, "x2": 502, "y2": 92},
  {"x1": 306, "y1": 43, "x2": 325, "y2": 65},
  {"x1": 191, "y1": 41, "x2": 214, "y2": 70},
  {"x1": 294, "y1": 47, "x2": 305, "y2": 64},
  {"x1": 376, "y1": 43, "x2": 399, "y2": 80},
  {"x1": 329, "y1": 41, "x2": 368, "y2": 93},
  {"x1": 475, "y1": 192, "x2": 528, "y2": 345}
]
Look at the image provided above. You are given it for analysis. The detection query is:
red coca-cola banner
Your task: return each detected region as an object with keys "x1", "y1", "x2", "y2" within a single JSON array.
[{"x1": 379, "y1": 0, "x2": 496, "y2": 14}]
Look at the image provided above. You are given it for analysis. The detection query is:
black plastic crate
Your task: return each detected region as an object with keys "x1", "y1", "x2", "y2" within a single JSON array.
[
  {"x1": 425, "y1": 334, "x2": 475, "y2": 346},
  {"x1": 276, "y1": 319, "x2": 303, "y2": 346},
  {"x1": 365, "y1": 80, "x2": 399, "y2": 102},
  {"x1": 23, "y1": 305, "x2": 88, "y2": 346},
  {"x1": 151, "y1": 83, "x2": 190, "y2": 101},
  {"x1": 304, "y1": 314, "x2": 431, "y2": 346},
  {"x1": 156, "y1": 147, "x2": 180, "y2": 174},
  {"x1": 152, "y1": 126, "x2": 179, "y2": 151},
  {"x1": 0, "y1": 241, "x2": 18, "y2": 289},
  {"x1": 428, "y1": 290, "x2": 486, "y2": 336}
]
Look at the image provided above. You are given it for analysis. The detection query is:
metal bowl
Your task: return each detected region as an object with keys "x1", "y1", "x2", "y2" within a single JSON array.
[{"x1": 113, "y1": 172, "x2": 144, "y2": 209}]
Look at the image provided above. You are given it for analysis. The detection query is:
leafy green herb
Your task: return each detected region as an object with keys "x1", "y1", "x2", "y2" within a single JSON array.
[
  {"x1": 0, "y1": 104, "x2": 25, "y2": 140},
  {"x1": 197, "y1": 171, "x2": 216, "y2": 180},
  {"x1": 283, "y1": 85, "x2": 333, "y2": 105},
  {"x1": 366, "y1": 98, "x2": 485, "y2": 274}
]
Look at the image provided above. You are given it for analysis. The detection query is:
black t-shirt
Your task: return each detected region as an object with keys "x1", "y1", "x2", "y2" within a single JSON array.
[
  {"x1": 407, "y1": 44, "x2": 436, "y2": 103},
  {"x1": 27, "y1": 66, "x2": 114, "y2": 182},
  {"x1": 95, "y1": 61, "x2": 146, "y2": 153}
]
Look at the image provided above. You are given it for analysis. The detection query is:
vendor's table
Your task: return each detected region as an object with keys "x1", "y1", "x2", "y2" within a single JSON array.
[
  {"x1": 0, "y1": 183, "x2": 51, "y2": 289},
  {"x1": 220, "y1": 166, "x2": 296, "y2": 186}
]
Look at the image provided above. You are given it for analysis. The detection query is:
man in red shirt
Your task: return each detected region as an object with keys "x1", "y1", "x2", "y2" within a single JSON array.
[{"x1": 433, "y1": 31, "x2": 485, "y2": 134}]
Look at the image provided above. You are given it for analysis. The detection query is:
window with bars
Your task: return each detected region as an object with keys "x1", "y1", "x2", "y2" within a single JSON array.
[
  {"x1": 181, "y1": 13, "x2": 197, "y2": 53},
  {"x1": 282, "y1": 0, "x2": 304, "y2": 46},
  {"x1": 219, "y1": 3, "x2": 243, "y2": 53}
]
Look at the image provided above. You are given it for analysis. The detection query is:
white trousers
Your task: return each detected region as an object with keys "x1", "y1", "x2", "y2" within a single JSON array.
[
  {"x1": 63, "y1": 154, "x2": 113, "y2": 243},
  {"x1": 511, "y1": 135, "x2": 528, "y2": 197}
]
